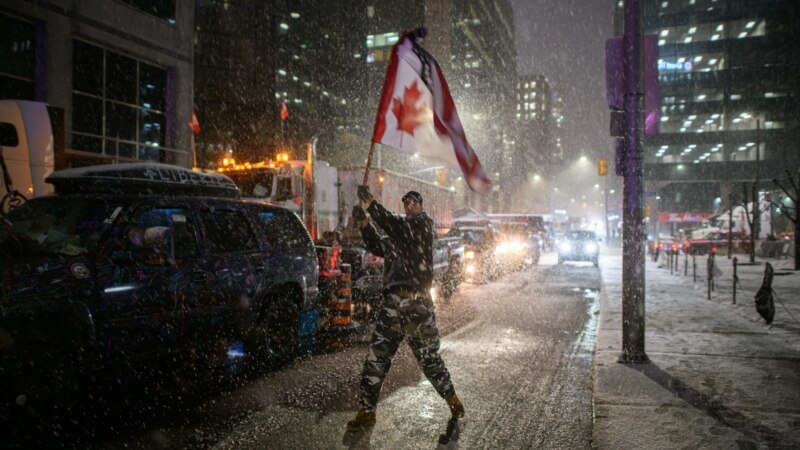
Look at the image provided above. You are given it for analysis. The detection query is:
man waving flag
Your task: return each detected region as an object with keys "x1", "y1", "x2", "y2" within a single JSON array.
[{"x1": 371, "y1": 28, "x2": 490, "y2": 193}]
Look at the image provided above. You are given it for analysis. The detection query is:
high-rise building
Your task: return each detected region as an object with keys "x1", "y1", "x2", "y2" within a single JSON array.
[
  {"x1": 194, "y1": 2, "x2": 274, "y2": 166},
  {"x1": 0, "y1": 1, "x2": 195, "y2": 167},
  {"x1": 615, "y1": 0, "x2": 800, "y2": 233},
  {"x1": 194, "y1": 1, "x2": 367, "y2": 168},
  {"x1": 511, "y1": 74, "x2": 565, "y2": 212}
]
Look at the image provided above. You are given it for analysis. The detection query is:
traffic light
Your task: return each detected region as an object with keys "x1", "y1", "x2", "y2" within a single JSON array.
[{"x1": 598, "y1": 158, "x2": 608, "y2": 176}]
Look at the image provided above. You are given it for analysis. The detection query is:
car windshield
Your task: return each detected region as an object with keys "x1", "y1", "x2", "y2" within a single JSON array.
[
  {"x1": 225, "y1": 169, "x2": 275, "y2": 198},
  {"x1": 497, "y1": 223, "x2": 528, "y2": 239},
  {"x1": 1, "y1": 197, "x2": 120, "y2": 256},
  {"x1": 450, "y1": 229, "x2": 490, "y2": 244},
  {"x1": 565, "y1": 230, "x2": 596, "y2": 241}
]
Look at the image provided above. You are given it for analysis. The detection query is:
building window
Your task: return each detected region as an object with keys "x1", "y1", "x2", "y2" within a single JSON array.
[
  {"x1": 0, "y1": 14, "x2": 36, "y2": 100},
  {"x1": 366, "y1": 32, "x2": 399, "y2": 49},
  {"x1": 118, "y1": 0, "x2": 176, "y2": 23},
  {"x1": 71, "y1": 40, "x2": 168, "y2": 161}
]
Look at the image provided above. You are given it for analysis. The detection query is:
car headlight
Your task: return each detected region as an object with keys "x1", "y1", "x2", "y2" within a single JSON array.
[
  {"x1": 584, "y1": 242, "x2": 598, "y2": 253},
  {"x1": 508, "y1": 241, "x2": 525, "y2": 252},
  {"x1": 465, "y1": 250, "x2": 475, "y2": 260},
  {"x1": 495, "y1": 241, "x2": 524, "y2": 255},
  {"x1": 559, "y1": 242, "x2": 572, "y2": 253},
  {"x1": 465, "y1": 263, "x2": 476, "y2": 274}
]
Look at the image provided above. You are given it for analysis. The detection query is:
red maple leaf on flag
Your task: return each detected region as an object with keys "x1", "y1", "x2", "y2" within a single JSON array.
[{"x1": 391, "y1": 82, "x2": 427, "y2": 146}]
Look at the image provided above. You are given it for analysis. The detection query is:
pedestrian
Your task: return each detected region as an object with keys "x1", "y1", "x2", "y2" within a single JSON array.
[{"x1": 346, "y1": 187, "x2": 464, "y2": 433}]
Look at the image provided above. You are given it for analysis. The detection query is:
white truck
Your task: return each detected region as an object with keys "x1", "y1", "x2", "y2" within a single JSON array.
[
  {"x1": 219, "y1": 157, "x2": 457, "y2": 239},
  {"x1": 0, "y1": 100, "x2": 62, "y2": 214}
]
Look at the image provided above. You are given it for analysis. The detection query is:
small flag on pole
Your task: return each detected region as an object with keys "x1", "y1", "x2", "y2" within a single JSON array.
[
  {"x1": 189, "y1": 111, "x2": 201, "y2": 134},
  {"x1": 371, "y1": 29, "x2": 490, "y2": 193},
  {"x1": 280, "y1": 99, "x2": 289, "y2": 121}
]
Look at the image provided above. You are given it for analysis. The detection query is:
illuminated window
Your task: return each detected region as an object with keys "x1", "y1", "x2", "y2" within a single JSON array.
[{"x1": 366, "y1": 32, "x2": 400, "y2": 49}]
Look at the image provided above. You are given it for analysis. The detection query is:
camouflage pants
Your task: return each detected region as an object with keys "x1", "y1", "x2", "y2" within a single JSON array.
[{"x1": 359, "y1": 291, "x2": 455, "y2": 412}]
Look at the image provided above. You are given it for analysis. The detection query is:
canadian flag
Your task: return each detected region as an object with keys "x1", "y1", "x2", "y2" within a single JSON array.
[
  {"x1": 280, "y1": 98, "x2": 289, "y2": 121},
  {"x1": 372, "y1": 31, "x2": 490, "y2": 193},
  {"x1": 189, "y1": 111, "x2": 201, "y2": 134}
]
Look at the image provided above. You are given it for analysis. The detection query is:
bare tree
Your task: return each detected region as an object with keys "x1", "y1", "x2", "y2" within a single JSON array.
[
  {"x1": 742, "y1": 182, "x2": 758, "y2": 263},
  {"x1": 771, "y1": 169, "x2": 800, "y2": 270}
]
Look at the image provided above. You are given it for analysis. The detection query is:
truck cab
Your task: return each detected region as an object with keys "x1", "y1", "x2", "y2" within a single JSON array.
[{"x1": 0, "y1": 100, "x2": 63, "y2": 214}]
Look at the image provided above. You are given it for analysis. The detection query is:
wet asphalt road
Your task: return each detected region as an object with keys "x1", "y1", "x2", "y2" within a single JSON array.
[{"x1": 20, "y1": 253, "x2": 602, "y2": 449}]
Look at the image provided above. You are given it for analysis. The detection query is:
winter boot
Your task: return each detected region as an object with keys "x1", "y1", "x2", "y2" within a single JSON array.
[
  {"x1": 446, "y1": 393, "x2": 465, "y2": 419},
  {"x1": 346, "y1": 410, "x2": 376, "y2": 432}
]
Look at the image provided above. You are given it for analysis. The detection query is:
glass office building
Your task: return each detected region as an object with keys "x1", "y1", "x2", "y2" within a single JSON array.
[{"x1": 616, "y1": 0, "x2": 799, "y2": 217}]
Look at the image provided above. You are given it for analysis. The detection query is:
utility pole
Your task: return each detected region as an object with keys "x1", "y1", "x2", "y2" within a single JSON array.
[{"x1": 619, "y1": 0, "x2": 648, "y2": 364}]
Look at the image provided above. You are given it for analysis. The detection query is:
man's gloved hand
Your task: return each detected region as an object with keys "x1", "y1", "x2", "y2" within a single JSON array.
[
  {"x1": 357, "y1": 185, "x2": 372, "y2": 202},
  {"x1": 352, "y1": 205, "x2": 367, "y2": 222}
]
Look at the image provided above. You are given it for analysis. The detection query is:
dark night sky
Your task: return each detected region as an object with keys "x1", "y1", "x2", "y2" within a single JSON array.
[{"x1": 510, "y1": 0, "x2": 614, "y2": 161}]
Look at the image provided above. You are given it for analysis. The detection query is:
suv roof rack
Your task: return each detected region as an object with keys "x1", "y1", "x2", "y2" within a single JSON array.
[{"x1": 46, "y1": 163, "x2": 240, "y2": 198}]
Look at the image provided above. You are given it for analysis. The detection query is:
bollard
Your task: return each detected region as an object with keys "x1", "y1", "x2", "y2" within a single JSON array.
[
  {"x1": 732, "y1": 257, "x2": 738, "y2": 304},
  {"x1": 693, "y1": 253, "x2": 697, "y2": 282},
  {"x1": 669, "y1": 252, "x2": 673, "y2": 275},
  {"x1": 712, "y1": 253, "x2": 717, "y2": 291},
  {"x1": 684, "y1": 253, "x2": 688, "y2": 276},
  {"x1": 707, "y1": 253, "x2": 713, "y2": 300}
]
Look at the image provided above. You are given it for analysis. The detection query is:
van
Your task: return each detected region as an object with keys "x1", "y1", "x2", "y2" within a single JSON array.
[{"x1": 0, "y1": 163, "x2": 319, "y2": 412}]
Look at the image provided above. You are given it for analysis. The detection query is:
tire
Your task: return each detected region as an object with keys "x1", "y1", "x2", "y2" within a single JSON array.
[
  {"x1": 593, "y1": 257, "x2": 599, "y2": 268},
  {"x1": 248, "y1": 291, "x2": 300, "y2": 367}
]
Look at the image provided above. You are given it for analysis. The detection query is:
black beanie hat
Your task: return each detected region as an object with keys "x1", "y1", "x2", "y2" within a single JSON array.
[{"x1": 402, "y1": 190, "x2": 423, "y2": 204}]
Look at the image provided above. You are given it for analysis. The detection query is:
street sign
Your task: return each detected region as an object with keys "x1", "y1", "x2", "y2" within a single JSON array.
[
  {"x1": 645, "y1": 191, "x2": 657, "y2": 197},
  {"x1": 598, "y1": 158, "x2": 608, "y2": 176}
]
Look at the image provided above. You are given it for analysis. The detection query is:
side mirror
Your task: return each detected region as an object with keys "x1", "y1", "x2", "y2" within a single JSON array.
[{"x1": 0, "y1": 123, "x2": 19, "y2": 147}]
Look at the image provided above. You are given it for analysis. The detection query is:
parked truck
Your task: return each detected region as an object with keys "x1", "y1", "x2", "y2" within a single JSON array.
[{"x1": 0, "y1": 100, "x2": 64, "y2": 215}]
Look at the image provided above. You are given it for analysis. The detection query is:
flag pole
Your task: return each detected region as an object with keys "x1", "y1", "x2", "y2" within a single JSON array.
[{"x1": 363, "y1": 141, "x2": 376, "y2": 185}]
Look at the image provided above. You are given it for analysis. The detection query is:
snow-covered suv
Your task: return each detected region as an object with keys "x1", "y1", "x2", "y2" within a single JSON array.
[{"x1": 0, "y1": 163, "x2": 319, "y2": 413}]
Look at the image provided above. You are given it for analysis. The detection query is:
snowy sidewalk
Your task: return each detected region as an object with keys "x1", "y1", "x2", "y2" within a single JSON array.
[{"x1": 592, "y1": 250, "x2": 800, "y2": 450}]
